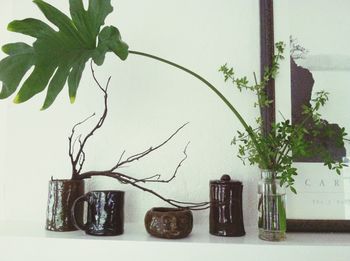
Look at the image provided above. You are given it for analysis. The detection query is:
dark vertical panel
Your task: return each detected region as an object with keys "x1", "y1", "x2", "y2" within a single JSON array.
[{"x1": 259, "y1": 0, "x2": 275, "y2": 136}]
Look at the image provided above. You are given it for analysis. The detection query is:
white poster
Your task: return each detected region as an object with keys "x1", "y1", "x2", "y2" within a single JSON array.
[{"x1": 276, "y1": 0, "x2": 350, "y2": 220}]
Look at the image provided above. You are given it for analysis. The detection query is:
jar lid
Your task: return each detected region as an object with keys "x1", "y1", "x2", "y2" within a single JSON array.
[{"x1": 210, "y1": 174, "x2": 242, "y2": 185}]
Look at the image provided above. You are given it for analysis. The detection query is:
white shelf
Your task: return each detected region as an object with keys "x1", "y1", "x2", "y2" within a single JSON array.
[{"x1": 1, "y1": 220, "x2": 350, "y2": 261}]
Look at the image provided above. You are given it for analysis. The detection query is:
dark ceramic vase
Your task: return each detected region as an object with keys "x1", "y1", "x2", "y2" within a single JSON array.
[
  {"x1": 144, "y1": 207, "x2": 193, "y2": 239},
  {"x1": 209, "y1": 174, "x2": 245, "y2": 237},
  {"x1": 71, "y1": 190, "x2": 125, "y2": 236},
  {"x1": 46, "y1": 179, "x2": 85, "y2": 232}
]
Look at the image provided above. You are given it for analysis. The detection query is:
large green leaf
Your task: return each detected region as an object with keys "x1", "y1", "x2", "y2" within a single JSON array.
[{"x1": 0, "y1": 0, "x2": 129, "y2": 109}]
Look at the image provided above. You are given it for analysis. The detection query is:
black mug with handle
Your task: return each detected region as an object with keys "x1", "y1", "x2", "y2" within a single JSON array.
[{"x1": 71, "y1": 190, "x2": 125, "y2": 236}]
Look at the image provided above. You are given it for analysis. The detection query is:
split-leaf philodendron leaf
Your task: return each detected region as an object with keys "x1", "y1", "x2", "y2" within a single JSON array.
[{"x1": 0, "y1": 0, "x2": 129, "y2": 109}]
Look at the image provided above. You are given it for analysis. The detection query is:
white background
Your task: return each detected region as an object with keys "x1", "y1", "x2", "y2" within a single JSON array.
[{"x1": 0, "y1": 0, "x2": 269, "y2": 226}]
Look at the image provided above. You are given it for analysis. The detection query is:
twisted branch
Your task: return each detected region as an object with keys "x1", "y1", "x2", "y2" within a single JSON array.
[
  {"x1": 68, "y1": 62, "x2": 209, "y2": 210},
  {"x1": 76, "y1": 142, "x2": 209, "y2": 210},
  {"x1": 69, "y1": 62, "x2": 110, "y2": 178},
  {"x1": 110, "y1": 123, "x2": 189, "y2": 171}
]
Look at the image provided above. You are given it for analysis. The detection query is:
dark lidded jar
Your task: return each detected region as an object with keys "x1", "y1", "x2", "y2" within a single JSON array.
[{"x1": 210, "y1": 174, "x2": 245, "y2": 237}]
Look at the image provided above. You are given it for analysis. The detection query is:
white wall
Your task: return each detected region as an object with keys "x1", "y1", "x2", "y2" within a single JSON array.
[{"x1": 0, "y1": 0, "x2": 266, "y2": 226}]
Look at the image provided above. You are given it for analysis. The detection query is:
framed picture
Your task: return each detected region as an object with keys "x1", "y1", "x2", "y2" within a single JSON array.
[{"x1": 261, "y1": 0, "x2": 350, "y2": 232}]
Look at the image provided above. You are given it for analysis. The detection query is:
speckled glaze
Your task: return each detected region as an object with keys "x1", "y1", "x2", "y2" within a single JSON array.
[
  {"x1": 71, "y1": 190, "x2": 124, "y2": 236},
  {"x1": 210, "y1": 175, "x2": 245, "y2": 237},
  {"x1": 144, "y1": 207, "x2": 193, "y2": 239},
  {"x1": 46, "y1": 179, "x2": 85, "y2": 232}
]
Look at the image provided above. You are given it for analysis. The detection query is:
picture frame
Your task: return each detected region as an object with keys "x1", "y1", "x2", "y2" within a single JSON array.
[
  {"x1": 259, "y1": 0, "x2": 275, "y2": 136},
  {"x1": 260, "y1": 0, "x2": 350, "y2": 232}
]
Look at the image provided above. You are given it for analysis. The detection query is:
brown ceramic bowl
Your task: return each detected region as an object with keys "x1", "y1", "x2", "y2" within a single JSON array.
[{"x1": 144, "y1": 207, "x2": 193, "y2": 239}]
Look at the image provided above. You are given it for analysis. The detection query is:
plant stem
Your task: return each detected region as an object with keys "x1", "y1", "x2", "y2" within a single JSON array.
[{"x1": 129, "y1": 50, "x2": 269, "y2": 167}]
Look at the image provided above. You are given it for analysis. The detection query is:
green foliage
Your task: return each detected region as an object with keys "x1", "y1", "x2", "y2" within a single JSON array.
[
  {"x1": 221, "y1": 42, "x2": 348, "y2": 193},
  {"x1": 220, "y1": 42, "x2": 284, "y2": 109},
  {"x1": 0, "y1": 0, "x2": 129, "y2": 109}
]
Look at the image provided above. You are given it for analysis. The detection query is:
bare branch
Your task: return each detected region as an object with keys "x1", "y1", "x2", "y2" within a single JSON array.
[
  {"x1": 136, "y1": 142, "x2": 190, "y2": 183},
  {"x1": 136, "y1": 174, "x2": 161, "y2": 182},
  {"x1": 76, "y1": 141, "x2": 208, "y2": 210},
  {"x1": 67, "y1": 65, "x2": 206, "y2": 209},
  {"x1": 71, "y1": 134, "x2": 82, "y2": 156},
  {"x1": 76, "y1": 170, "x2": 209, "y2": 210},
  {"x1": 90, "y1": 60, "x2": 105, "y2": 92},
  {"x1": 111, "y1": 122, "x2": 189, "y2": 171},
  {"x1": 69, "y1": 63, "x2": 110, "y2": 179},
  {"x1": 68, "y1": 114, "x2": 96, "y2": 177},
  {"x1": 77, "y1": 150, "x2": 86, "y2": 174},
  {"x1": 105, "y1": 76, "x2": 111, "y2": 92},
  {"x1": 116, "y1": 150, "x2": 126, "y2": 166},
  {"x1": 72, "y1": 114, "x2": 96, "y2": 135}
]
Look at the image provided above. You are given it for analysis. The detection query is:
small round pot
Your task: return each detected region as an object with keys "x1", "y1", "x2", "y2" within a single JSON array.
[{"x1": 144, "y1": 207, "x2": 193, "y2": 239}]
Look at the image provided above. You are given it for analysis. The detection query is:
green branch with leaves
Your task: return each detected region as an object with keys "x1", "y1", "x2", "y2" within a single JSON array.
[{"x1": 220, "y1": 43, "x2": 348, "y2": 193}]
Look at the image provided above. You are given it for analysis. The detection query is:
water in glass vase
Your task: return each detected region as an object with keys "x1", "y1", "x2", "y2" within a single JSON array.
[{"x1": 258, "y1": 170, "x2": 286, "y2": 241}]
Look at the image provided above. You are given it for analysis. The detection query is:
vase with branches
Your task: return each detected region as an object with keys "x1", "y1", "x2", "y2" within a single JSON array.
[
  {"x1": 219, "y1": 42, "x2": 348, "y2": 240},
  {"x1": 46, "y1": 62, "x2": 209, "y2": 231}
]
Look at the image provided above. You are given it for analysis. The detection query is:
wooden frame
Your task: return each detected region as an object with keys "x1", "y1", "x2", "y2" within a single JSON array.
[
  {"x1": 259, "y1": 0, "x2": 350, "y2": 232},
  {"x1": 259, "y1": 0, "x2": 275, "y2": 137}
]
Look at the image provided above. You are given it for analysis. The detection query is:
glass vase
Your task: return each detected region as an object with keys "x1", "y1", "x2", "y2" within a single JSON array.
[{"x1": 258, "y1": 169, "x2": 286, "y2": 241}]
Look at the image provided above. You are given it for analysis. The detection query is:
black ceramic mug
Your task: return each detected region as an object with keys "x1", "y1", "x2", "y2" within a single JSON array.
[{"x1": 71, "y1": 190, "x2": 125, "y2": 236}]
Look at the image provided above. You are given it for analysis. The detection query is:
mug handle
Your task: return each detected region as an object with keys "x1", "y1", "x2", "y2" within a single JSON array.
[{"x1": 71, "y1": 194, "x2": 89, "y2": 231}]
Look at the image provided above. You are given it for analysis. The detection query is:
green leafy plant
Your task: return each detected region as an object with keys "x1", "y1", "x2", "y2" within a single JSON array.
[
  {"x1": 0, "y1": 0, "x2": 128, "y2": 109},
  {"x1": 220, "y1": 43, "x2": 348, "y2": 193}
]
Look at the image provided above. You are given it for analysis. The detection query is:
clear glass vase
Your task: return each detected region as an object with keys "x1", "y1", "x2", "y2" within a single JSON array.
[{"x1": 258, "y1": 169, "x2": 286, "y2": 241}]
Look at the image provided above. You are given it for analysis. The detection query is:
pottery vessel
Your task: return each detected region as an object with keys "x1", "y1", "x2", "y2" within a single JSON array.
[
  {"x1": 71, "y1": 190, "x2": 125, "y2": 236},
  {"x1": 46, "y1": 179, "x2": 85, "y2": 231},
  {"x1": 210, "y1": 174, "x2": 245, "y2": 237},
  {"x1": 144, "y1": 207, "x2": 193, "y2": 239}
]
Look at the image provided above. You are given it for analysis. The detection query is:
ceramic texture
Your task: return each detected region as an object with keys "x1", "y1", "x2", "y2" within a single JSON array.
[
  {"x1": 144, "y1": 207, "x2": 193, "y2": 239},
  {"x1": 209, "y1": 174, "x2": 245, "y2": 237},
  {"x1": 46, "y1": 179, "x2": 85, "y2": 232},
  {"x1": 72, "y1": 190, "x2": 125, "y2": 236}
]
